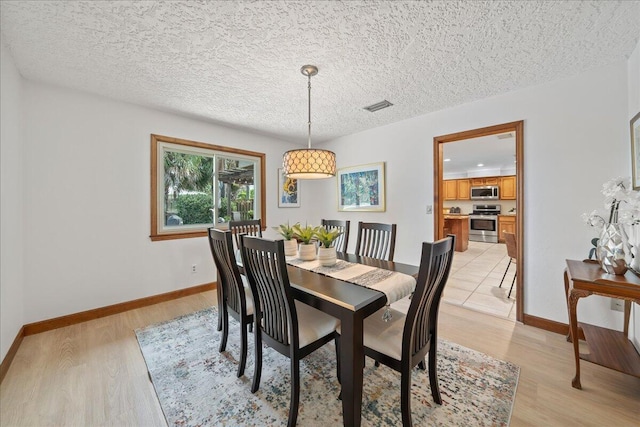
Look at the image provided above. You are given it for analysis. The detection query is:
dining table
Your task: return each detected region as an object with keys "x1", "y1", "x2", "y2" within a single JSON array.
[{"x1": 285, "y1": 252, "x2": 419, "y2": 427}]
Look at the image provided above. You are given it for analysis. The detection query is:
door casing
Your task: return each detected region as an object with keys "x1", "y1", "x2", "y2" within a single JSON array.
[{"x1": 433, "y1": 121, "x2": 524, "y2": 322}]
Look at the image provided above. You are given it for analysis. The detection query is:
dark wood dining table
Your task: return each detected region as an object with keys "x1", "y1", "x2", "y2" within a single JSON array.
[{"x1": 286, "y1": 252, "x2": 419, "y2": 427}]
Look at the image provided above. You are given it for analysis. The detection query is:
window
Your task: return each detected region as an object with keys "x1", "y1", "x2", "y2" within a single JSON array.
[{"x1": 150, "y1": 134, "x2": 265, "y2": 241}]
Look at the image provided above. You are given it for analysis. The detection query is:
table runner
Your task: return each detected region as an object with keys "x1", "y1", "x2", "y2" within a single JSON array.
[{"x1": 286, "y1": 257, "x2": 416, "y2": 305}]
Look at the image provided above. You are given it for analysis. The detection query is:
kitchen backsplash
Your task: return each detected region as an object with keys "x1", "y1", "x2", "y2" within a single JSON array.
[{"x1": 443, "y1": 200, "x2": 516, "y2": 214}]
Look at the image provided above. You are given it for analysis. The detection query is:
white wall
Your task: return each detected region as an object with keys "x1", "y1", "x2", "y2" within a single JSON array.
[
  {"x1": 18, "y1": 80, "x2": 316, "y2": 326},
  {"x1": 2, "y1": 40, "x2": 638, "y2": 362},
  {"x1": 309, "y1": 61, "x2": 630, "y2": 328},
  {"x1": 0, "y1": 41, "x2": 25, "y2": 360},
  {"x1": 628, "y1": 39, "x2": 640, "y2": 350}
]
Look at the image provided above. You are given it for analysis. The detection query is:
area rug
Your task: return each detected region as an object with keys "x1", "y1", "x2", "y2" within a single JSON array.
[{"x1": 135, "y1": 307, "x2": 519, "y2": 426}]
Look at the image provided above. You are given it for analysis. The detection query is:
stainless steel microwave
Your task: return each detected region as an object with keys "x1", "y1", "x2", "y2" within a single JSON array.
[{"x1": 470, "y1": 185, "x2": 499, "y2": 200}]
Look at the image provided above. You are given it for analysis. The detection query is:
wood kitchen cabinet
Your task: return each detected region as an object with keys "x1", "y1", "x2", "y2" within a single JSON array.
[
  {"x1": 444, "y1": 180, "x2": 458, "y2": 200},
  {"x1": 457, "y1": 179, "x2": 470, "y2": 200},
  {"x1": 498, "y1": 215, "x2": 516, "y2": 242},
  {"x1": 445, "y1": 175, "x2": 515, "y2": 201},
  {"x1": 500, "y1": 175, "x2": 516, "y2": 200},
  {"x1": 443, "y1": 215, "x2": 469, "y2": 252},
  {"x1": 470, "y1": 177, "x2": 499, "y2": 186}
]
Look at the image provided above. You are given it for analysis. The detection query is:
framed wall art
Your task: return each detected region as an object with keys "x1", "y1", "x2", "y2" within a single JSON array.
[
  {"x1": 631, "y1": 111, "x2": 640, "y2": 190},
  {"x1": 278, "y1": 168, "x2": 300, "y2": 207},
  {"x1": 337, "y1": 162, "x2": 386, "y2": 212}
]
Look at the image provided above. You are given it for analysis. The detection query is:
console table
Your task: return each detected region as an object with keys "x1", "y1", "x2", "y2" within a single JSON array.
[{"x1": 564, "y1": 259, "x2": 640, "y2": 389}]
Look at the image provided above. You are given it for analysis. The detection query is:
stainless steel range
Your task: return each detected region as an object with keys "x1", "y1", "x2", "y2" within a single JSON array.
[{"x1": 469, "y1": 204, "x2": 501, "y2": 243}]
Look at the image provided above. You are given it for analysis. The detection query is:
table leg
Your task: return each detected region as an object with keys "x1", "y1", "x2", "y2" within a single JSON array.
[
  {"x1": 339, "y1": 316, "x2": 364, "y2": 427},
  {"x1": 568, "y1": 289, "x2": 583, "y2": 389},
  {"x1": 564, "y1": 270, "x2": 571, "y2": 342},
  {"x1": 623, "y1": 300, "x2": 631, "y2": 337}
]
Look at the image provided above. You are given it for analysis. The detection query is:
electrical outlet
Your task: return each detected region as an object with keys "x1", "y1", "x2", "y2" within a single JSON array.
[
  {"x1": 191, "y1": 264, "x2": 197, "y2": 274},
  {"x1": 426, "y1": 205, "x2": 433, "y2": 214},
  {"x1": 610, "y1": 298, "x2": 624, "y2": 312}
]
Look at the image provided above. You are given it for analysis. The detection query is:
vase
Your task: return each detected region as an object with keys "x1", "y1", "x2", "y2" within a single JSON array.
[
  {"x1": 283, "y1": 239, "x2": 297, "y2": 257},
  {"x1": 596, "y1": 223, "x2": 629, "y2": 275},
  {"x1": 318, "y1": 246, "x2": 337, "y2": 267},
  {"x1": 623, "y1": 223, "x2": 640, "y2": 274},
  {"x1": 297, "y1": 243, "x2": 316, "y2": 261}
]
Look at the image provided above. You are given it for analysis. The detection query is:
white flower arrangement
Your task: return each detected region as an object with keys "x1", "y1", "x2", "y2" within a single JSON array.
[{"x1": 582, "y1": 177, "x2": 640, "y2": 229}]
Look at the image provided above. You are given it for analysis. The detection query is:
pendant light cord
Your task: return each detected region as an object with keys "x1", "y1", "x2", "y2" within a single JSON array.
[{"x1": 307, "y1": 72, "x2": 312, "y2": 149}]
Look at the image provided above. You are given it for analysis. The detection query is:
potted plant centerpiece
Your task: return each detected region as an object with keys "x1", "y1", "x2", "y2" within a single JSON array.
[
  {"x1": 315, "y1": 226, "x2": 344, "y2": 266},
  {"x1": 273, "y1": 222, "x2": 299, "y2": 256},
  {"x1": 292, "y1": 224, "x2": 319, "y2": 261}
]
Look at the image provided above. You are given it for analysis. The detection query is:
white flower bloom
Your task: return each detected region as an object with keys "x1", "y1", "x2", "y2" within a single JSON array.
[{"x1": 584, "y1": 177, "x2": 639, "y2": 226}]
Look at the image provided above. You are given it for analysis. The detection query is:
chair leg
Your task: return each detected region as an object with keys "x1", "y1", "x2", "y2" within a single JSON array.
[
  {"x1": 499, "y1": 258, "x2": 512, "y2": 288},
  {"x1": 216, "y1": 287, "x2": 223, "y2": 331},
  {"x1": 374, "y1": 360, "x2": 380, "y2": 367},
  {"x1": 400, "y1": 365, "x2": 413, "y2": 427},
  {"x1": 428, "y1": 342, "x2": 442, "y2": 405},
  {"x1": 288, "y1": 358, "x2": 300, "y2": 427},
  {"x1": 219, "y1": 305, "x2": 229, "y2": 353},
  {"x1": 237, "y1": 319, "x2": 248, "y2": 377},
  {"x1": 418, "y1": 358, "x2": 426, "y2": 370},
  {"x1": 251, "y1": 323, "x2": 262, "y2": 393},
  {"x1": 334, "y1": 336, "x2": 341, "y2": 384},
  {"x1": 508, "y1": 271, "x2": 517, "y2": 299}
]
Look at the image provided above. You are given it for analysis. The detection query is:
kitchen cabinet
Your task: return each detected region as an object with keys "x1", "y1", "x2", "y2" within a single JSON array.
[
  {"x1": 470, "y1": 177, "x2": 499, "y2": 186},
  {"x1": 457, "y1": 179, "x2": 470, "y2": 200},
  {"x1": 444, "y1": 180, "x2": 458, "y2": 200},
  {"x1": 498, "y1": 215, "x2": 516, "y2": 242},
  {"x1": 443, "y1": 215, "x2": 469, "y2": 252},
  {"x1": 445, "y1": 175, "x2": 515, "y2": 201},
  {"x1": 500, "y1": 176, "x2": 516, "y2": 200}
]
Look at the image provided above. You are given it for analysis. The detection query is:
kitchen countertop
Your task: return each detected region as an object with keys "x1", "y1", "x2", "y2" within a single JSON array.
[{"x1": 444, "y1": 214, "x2": 469, "y2": 219}]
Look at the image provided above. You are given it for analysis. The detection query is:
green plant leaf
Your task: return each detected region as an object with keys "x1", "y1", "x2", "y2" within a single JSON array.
[
  {"x1": 292, "y1": 224, "x2": 319, "y2": 244},
  {"x1": 315, "y1": 226, "x2": 343, "y2": 248}
]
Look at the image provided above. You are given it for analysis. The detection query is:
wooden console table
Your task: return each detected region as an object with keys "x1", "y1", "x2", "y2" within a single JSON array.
[{"x1": 564, "y1": 259, "x2": 640, "y2": 389}]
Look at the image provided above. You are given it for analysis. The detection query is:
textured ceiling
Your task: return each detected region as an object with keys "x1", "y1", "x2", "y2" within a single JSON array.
[{"x1": 1, "y1": 1, "x2": 639, "y2": 145}]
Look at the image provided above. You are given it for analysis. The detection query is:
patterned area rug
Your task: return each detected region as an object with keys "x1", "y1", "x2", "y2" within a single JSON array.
[{"x1": 135, "y1": 307, "x2": 519, "y2": 426}]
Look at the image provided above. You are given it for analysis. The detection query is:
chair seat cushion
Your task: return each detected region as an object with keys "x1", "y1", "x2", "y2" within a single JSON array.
[
  {"x1": 339, "y1": 307, "x2": 406, "y2": 361},
  {"x1": 294, "y1": 301, "x2": 340, "y2": 348},
  {"x1": 240, "y1": 275, "x2": 254, "y2": 315}
]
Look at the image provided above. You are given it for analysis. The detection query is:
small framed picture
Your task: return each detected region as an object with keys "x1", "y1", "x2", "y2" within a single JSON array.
[
  {"x1": 278, "y1": 168, "x2": 300, "y2": 207},
  {"x1": 337, "y1": 162, "x2": 386, "y2": 212},
  {"x1": 631, "y1": 111, "x2": 640, "y2": 190}
]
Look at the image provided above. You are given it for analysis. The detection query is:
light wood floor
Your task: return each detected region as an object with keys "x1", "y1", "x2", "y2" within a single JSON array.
[{"x1": 1, "y1": 291, "x2": 638, "y2": 426}]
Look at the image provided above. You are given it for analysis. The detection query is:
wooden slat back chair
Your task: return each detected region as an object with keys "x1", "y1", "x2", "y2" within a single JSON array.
[
  {"x1": 499, "y1": 232, "x2": 517, "y2": 299},
  {"x1": 229, "y1": 219, "x2": 262, "y2": 251},
  {"x1": 321, "y1": 219, "x2": 350, "y2": 253},
  {"x1": 239, "y1": 236, "x2": 340, "y2": 427},
  {"x1": 349, "y1": 235, "x2": 455, "y2": 427},
  {"x1": 355, "y1": 221, "x2": 397, "y2": 261},
  {"x1": 207, "y1": 228, "x2": 254, "y2": 378}
]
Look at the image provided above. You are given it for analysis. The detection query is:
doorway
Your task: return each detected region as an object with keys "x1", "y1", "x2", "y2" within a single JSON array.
[{"x1": 434, "y1": 121, "x2": 524, "y2": 322}]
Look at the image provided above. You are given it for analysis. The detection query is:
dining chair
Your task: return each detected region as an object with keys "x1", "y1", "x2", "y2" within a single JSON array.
[
  {"x1": 239, "y1": 235, "x2": 340, "y2": 427},
  {"x1": 207, "y1": 228, "x2": 254, "y2": 377},
  {"x1": 321, "y1": 219, "x2": 350, "y2": 253},
  {"x1": 229, "y1": 219, "x2": 262, "y2": 250},
  {"x1": 354, "y1": 221, "x2": 397, "y2": 261},
  {"x1": 499, "y1": 232, "x2": 517, "y2": 298},
  {"x1": 338, "y1": 235, "x2": 455, "y2": 427}
]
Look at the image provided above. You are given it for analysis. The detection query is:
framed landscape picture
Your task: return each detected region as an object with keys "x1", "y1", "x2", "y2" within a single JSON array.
[
  {"x1": 338, "y1": 162, "x2": 386, "y2": 212},
  {"x1": 631, "y1": 111, "x2": 640, "y2": 190},
  {"x1": 278, "y1": 168, "x2": 300, "y2": 207}
]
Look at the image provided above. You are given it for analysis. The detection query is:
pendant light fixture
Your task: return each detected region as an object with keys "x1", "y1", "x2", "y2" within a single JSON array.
[{"x1": 282, "y1": 65, "x2": 336, "y2": 179}]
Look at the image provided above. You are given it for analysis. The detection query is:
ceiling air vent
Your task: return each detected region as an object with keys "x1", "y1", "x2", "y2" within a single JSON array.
[
  {"x1": 497, "y1": 132, "x2": 514, "y2": 139},
  {"x1": 363, "y1": 100, "x2": 393, "y2": 112}
]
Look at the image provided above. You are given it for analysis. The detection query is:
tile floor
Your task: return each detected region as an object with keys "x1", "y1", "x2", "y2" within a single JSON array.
[{"x1": 442, "y1": 241, "x2": 517, "y2": 321}]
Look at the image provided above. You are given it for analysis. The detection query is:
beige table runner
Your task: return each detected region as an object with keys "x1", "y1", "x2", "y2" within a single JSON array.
[{"x1": 286, "y1": 257, "x2": 416, "y2": 305}]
